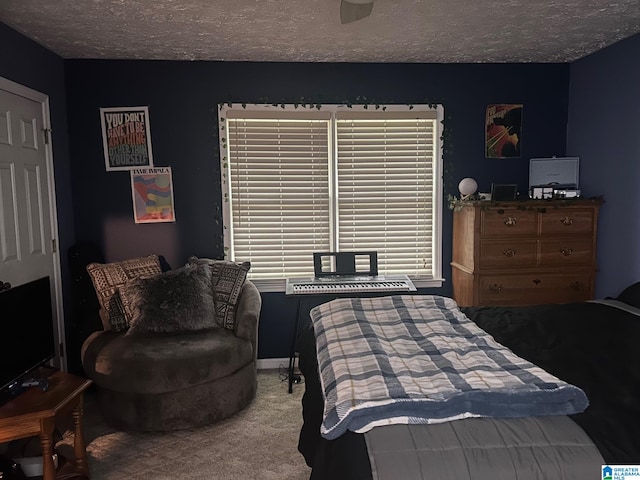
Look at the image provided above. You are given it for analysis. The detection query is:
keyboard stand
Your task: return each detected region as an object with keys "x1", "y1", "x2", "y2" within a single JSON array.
[{"x1": 285, "y1": 293, "x2": 331, "y2": 394}]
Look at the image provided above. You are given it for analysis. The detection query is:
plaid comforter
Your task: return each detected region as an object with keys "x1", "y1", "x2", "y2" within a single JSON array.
[{"x1": 310, "y1": 295, "x2": 589, "y2": 440}]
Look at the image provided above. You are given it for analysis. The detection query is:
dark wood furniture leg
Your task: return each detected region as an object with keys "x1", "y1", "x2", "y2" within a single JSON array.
[
  {"x1": 72, "y1": 399, "x2": 89, "y2": 476},
  {"x1": 39, "y1": 417, "x2": 56, "y2": 480}
]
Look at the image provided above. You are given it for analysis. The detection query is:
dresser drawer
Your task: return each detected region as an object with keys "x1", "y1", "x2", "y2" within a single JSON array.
[
  {"x1": 480, "y1": 208, "x2": 536, "y2": 237},
  {"x1": 538, "y1": 238, "x2": 595, "y2": 267},
  {"x1": 479, "y1": 239, "x2": 537, "y2": 269},
  {"x1": 478, "y1": 273, "x2": 592, "y2": 306},
  {"x1": 539, "y1": 208, "x2": 595, "y2": 236}
]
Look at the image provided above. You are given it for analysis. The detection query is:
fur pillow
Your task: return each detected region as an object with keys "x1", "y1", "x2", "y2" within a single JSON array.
[
  {"x1": 86, "y1": 255, "x2": 162, "y2": 331},
  {"x1": 188, "y1": 256, "x2": 251, "y2": 329},
  {"x1": 122, "y1": 263, "x2": 217, "y2": 335}
]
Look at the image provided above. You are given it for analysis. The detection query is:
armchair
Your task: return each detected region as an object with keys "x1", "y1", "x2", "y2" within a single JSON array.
[{"x1": 80, "y1": 255, "x2": 261, "y2": 431}]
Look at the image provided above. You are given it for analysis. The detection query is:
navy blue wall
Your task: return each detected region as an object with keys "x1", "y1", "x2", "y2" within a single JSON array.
[
  {"x1": 2, "y1": 19, "x2": 580, "y2": 360},
  {"x1": 64, "y1": 60, "x2": 570, "y2": 358},
  {"x1": 7, "y1": 20, "x2": 640, "y2": 365},
  {"x1": 567, "y1": 33, "x2": 640, "y2": 299}
]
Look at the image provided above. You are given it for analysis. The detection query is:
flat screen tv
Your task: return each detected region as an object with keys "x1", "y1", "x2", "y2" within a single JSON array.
[{"x1": 0, "y1": 276, "x2": 55, "y2": 399}]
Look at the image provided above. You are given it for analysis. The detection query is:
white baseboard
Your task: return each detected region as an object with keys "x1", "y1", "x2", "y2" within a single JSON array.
[{"x1": 257, "y1": 357, "x2": 290, "y2": 370}]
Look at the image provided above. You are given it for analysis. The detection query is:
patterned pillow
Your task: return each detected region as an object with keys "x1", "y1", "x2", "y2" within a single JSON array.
[
  {"x1": 121, "y1": 263, "x2": 217, "y2": 336},
  {"x1": 188, "y1": 256, "x2": 251, "y2": 329},
  {"x1": 86, "y1": 255, "x2": 162, "y2": 331}
]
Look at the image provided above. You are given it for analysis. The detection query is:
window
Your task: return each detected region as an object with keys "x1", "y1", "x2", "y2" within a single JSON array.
[{"x1": 219, "y1": 104, "x2": 444, "y2": 291}]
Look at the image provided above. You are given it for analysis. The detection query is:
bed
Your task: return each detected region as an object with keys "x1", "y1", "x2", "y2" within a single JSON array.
[{"x1": 297, "y1": 283, "x2": 640, "y2": 480}]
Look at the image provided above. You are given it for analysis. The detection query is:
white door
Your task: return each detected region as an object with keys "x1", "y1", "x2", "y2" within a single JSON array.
[{"x1": 0, "y1": 77, "x2": 65, "y2": 370}]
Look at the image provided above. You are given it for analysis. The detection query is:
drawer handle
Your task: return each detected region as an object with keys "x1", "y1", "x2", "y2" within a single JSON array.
[
  {"x1": 570, "y1": 281, "x2": 584, "y2": 291},
  {"x1": 533, "y1": 279, "x2": 541, "y2": 285},
  {"x1": 504, "y1": 217, "x2": 517, "y2": 227},
  {"x1": 503, "y1": 248, "x2": 516, "y2": 257},
  {"x1": 488, "y1": 283, "x2": 503, "y2": 293},
  {"x1": 560, "y1": 216, "x2": 574, "y2": 226},
  {"x1": 560, "y1": 247, "x2": 573, "y2": 256}
]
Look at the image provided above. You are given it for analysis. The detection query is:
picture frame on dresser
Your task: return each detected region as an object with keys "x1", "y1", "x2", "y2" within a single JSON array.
[{"x1": 490, "y1": 183, "x2": 518, "y2": 201}]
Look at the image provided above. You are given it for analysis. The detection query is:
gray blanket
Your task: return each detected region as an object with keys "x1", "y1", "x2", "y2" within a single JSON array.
[
  {"x1": 365, "y1": 416, "x2": 604, "y2": 480},
  {"x1": 311, "y1": 295, "x2": 589, "y2": 440}
]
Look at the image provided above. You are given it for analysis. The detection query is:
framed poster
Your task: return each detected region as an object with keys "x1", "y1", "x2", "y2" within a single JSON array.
[
  {"x1": 485, "y1": 104, "x2": 523, "y2": 158},
  {"x1": 130, "y1": 167, "x2": 176, "y2": 224},
  {"x1": 100, "y1": 106, "x2": 154, "y2": 171}
]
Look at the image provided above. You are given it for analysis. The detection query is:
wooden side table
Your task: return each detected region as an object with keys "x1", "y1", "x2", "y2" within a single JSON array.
[{"x1": 0, "y1": 370, "x2": 92, "y2": 480}]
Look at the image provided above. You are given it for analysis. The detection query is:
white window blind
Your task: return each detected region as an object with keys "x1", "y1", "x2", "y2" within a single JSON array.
[
  {"x1": 336, "y1": 115, "x2": 436, "y2": 276},
  {"x1": 219, "y1": 104, "x2": 444, "y2": 289},
  {"x1": 225, "y1": 114, "x2": 331, "y2": 279}
]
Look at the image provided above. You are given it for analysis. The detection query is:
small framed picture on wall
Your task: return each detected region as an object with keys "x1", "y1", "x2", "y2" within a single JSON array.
[
  {"x1": 100, "y1": 106, "x2": 154, "y2": 171},
  {"x1": 485, "y1": 104, "x2": 523, "y2": 158},
  {"x1": 130, "y1": 167, "x2": 176, "y2": 224}
]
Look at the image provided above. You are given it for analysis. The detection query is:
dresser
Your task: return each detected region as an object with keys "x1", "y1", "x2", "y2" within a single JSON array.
[{"x1": 451, "y1": 198, "x2": 602, "y2": 307}]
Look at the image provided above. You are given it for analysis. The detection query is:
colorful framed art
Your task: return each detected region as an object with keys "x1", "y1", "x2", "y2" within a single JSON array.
[
  {"x1": 485, "y1": 104, "x2": 523, "y2": 158},
  {"x1": 130, "y1": 167, "x2": 176, "y2": 224}
]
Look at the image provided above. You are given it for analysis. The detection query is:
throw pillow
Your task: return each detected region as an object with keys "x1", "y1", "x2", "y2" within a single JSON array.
[
  {"x1": 188, "y1": 256, "x2": 251, "y2": 329},
  {"x1": 616, "y1": 281, "x2": 640, "y2": 308},
  {"x1": 86, "y1": 255, "x2": 162, "y2": 331},
  {"x1": 122, "y1": 263, "x2": 217, "y2": 335}
]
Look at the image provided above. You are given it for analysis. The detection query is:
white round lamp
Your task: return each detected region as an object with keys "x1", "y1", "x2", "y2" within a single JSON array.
[{"x1": 458, "y1": 177, "x2": 478, "y2": 199}]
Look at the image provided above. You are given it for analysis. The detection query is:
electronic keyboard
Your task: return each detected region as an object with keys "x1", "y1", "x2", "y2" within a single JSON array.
[{"x1": 285, "y1": 274, "x2": 416, "y2": 295}]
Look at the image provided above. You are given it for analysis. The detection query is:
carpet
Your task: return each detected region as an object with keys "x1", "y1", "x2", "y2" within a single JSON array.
[{"x1": 56, "y1": 369, "x2": 311, "y2": 480}]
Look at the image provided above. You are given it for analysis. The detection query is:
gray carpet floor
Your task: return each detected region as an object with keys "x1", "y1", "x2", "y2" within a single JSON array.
[{"x1": 56, "y1": 369, "x2": 311, "y2": 480}]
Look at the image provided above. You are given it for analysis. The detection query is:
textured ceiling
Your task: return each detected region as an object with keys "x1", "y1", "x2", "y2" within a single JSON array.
[{"x1": 1, "y1": 0, "x2": 639, "y2": 63}]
